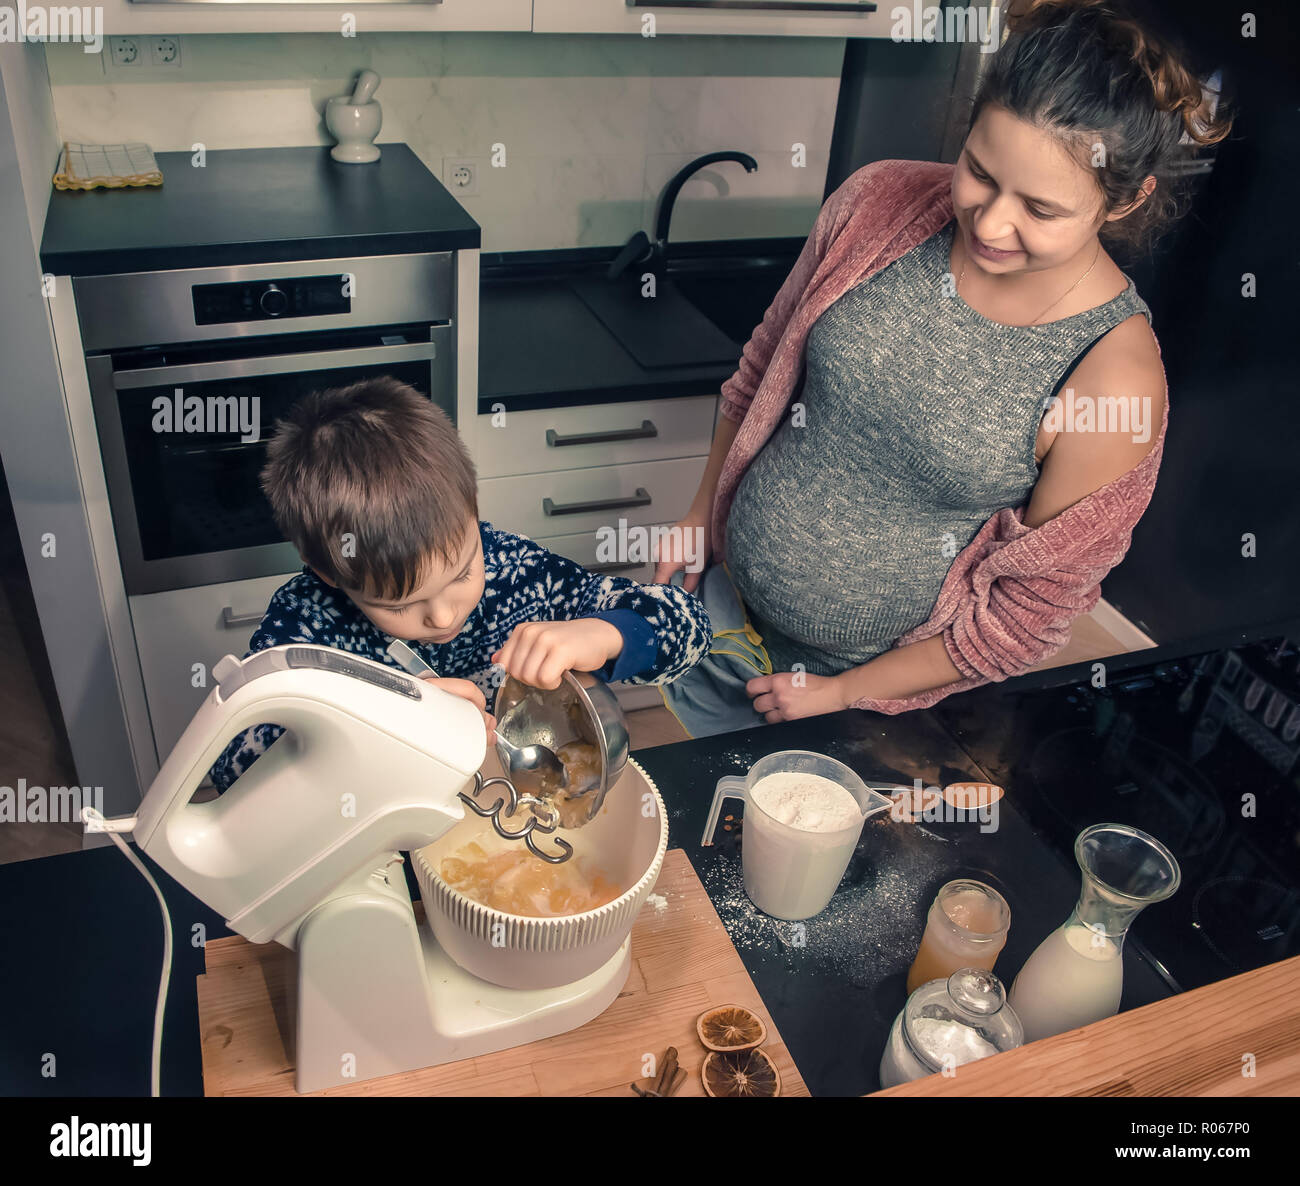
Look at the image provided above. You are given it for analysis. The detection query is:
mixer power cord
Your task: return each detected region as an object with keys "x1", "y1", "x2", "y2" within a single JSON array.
[{"x1": 81, "y1": 807, "x2": 174, "y2": 1099}]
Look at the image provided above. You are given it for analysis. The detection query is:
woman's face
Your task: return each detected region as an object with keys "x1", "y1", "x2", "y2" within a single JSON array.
[{"x1": 953, "y1": 105, "x2": 1119, "y2": 275}]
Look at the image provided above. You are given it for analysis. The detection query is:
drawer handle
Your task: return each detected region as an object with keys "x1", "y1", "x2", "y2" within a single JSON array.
[
  {"x1": 546, "y1": 420, "x2": 657, "y2": 448},
  {"x1": 222, "y1": 606, "x2": 264, "y2": 629},
  {"x1": 590, "y1": 561, "x2": 646, "y2": 575},
  {"x1": 543, "y1": 488, "x2": 652, "y2": 517}
]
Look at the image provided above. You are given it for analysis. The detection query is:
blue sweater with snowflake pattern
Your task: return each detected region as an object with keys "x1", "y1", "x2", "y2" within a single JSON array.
[{"x1": 207, "y1": 521, "x2": 710, "y2": 793}]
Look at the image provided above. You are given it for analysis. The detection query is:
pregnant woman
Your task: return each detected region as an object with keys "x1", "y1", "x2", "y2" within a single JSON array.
[{"x1": 654, "y1": 0, "x2": 1231, "y2": 736}]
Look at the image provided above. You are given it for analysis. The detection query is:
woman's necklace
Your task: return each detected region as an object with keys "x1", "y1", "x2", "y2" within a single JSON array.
[{"x1": 957, "y1": 233, "x2": 1102, "y2": 326}]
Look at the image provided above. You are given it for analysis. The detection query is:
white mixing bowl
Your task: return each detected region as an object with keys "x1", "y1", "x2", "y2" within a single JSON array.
[{"x1": 412, "y1": 757, "x2": 668, "y2": 990}]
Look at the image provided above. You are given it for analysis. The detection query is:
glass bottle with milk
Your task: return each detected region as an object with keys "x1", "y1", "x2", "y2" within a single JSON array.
[{"x1": 1009, "y1": 822, "x2": 1180, "y2": 1043}]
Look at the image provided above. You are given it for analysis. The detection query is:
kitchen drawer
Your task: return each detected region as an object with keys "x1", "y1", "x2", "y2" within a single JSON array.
[
  {"x1": 474, "y1": 395, "x2": 716, "y2": 479},
  {"x1": 99, "y1": 0, "x2": 531, "y2": 35},
  {"x1": 478, "y1": 456, "x2": 706, "y2": 542},
  {"x1": 532, "y1": 527, "x2": 669, "y2": 584},
  {"x1": 534, "y1": 0, "x2": 890, "y2": 38},
  {"x1": 130, "y1": 572, "x2": 298, "y2": 764}
]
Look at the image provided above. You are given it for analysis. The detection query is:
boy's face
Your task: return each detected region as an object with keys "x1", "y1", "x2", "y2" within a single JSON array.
[{"x1": 327, "y1": 517, "x2": 485, "y2": 645}]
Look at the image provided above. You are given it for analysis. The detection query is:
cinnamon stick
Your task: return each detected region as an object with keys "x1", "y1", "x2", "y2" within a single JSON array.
[{"x1": 654, "y1": 1046, "x2": 679, "y2": 1095}]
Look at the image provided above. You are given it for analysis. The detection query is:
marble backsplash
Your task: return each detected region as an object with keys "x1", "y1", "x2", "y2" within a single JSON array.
[{"x1": 44, "y1": 33, "x2": 842, "y2": 252}]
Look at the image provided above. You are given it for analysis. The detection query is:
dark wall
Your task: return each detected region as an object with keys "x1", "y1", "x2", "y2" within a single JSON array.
[{"x1": 1098, "y1": 1, "x2": 1300, "y2": 645}]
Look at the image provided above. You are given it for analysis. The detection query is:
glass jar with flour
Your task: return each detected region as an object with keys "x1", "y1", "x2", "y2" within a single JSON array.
[
  {"x1": 702, "y1": 750, "x2": 894, "y2": 920},
  {"x1": 878, "y1": 967, "x2": 1024, "y2": 1089}
]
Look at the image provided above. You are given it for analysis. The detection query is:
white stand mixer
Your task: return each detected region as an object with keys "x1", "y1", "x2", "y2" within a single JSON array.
[{"x1": 131, "y1": 644, "x2": 630, "y2": 1094}]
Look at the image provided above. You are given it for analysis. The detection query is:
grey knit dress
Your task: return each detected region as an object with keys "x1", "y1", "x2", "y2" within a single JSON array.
[{"x1": 724, "y1": 218, "x2": 1152, "y2": 677}]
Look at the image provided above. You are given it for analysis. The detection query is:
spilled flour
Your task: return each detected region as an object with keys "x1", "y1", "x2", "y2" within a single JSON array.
[{"x1": 697, "y1": 831, "x2": 931, "y2": 986}]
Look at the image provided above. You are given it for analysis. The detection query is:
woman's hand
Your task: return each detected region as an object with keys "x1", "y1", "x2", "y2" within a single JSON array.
[
  {"x1": 746, "y1": 672, "x2": 850, "y2": 723},
  {"x1": 651, "y1": 507, "x2": 712, "y2": 593},
  {"x1": 422, "y1": 675, "x2": 496, "y2": 744},
  {"x1": 492, "y1": 618, "x2": 623, "y2": 690}
]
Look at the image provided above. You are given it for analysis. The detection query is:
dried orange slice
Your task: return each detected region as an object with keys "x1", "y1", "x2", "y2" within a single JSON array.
[
  {"x1": 697, "y1": 1004, "x2": 766, "y2": 1052},
  {"x1": 701, "y1": 1048, "x2": 781, "y2": 1098}
]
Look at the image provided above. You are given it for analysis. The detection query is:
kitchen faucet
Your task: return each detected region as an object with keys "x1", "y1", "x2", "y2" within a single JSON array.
[{"x1": 607, "y1": 150, "x2": 758, "y2": 282}]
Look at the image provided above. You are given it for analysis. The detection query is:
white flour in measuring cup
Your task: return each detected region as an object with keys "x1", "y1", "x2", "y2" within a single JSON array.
[
  {"x1": 749, "y1": 771, "x2": 861, "y2": 832},
  {"x1": 743, "y1": 770, "x2": 865, "y2": 920}
]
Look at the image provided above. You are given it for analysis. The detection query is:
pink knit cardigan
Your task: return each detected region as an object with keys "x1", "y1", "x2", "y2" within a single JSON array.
[{"x1": 712, "y1": 158, "x2": 1168, "y2": 714}]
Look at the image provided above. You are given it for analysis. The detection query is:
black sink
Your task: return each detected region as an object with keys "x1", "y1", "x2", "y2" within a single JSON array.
[
  {"x1": 671, "y1": 259, "x2": 794, "y2": 347},
  {"x1": 570, "y1": 275, "x2": 740, "y2": 369}
]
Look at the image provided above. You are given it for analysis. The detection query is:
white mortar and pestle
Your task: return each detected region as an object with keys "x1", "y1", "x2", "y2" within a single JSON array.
[{"x1": 325, "y1": 69, "x2": 383, "y2": 163}]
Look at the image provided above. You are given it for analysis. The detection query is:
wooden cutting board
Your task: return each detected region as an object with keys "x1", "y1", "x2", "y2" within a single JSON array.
[{"x1": 196, "y1": 848, "x2": 808, "y2": 1096}]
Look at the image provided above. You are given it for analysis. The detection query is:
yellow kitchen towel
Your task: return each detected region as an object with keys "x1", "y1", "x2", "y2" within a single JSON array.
[{"x1": 53, "y1": 142, "x2": 163, "y2": 191}]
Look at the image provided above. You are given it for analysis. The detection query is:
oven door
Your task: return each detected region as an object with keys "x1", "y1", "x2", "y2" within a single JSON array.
[{"x1": 87, "y1": 323, "x2": 454, "y2": 595}]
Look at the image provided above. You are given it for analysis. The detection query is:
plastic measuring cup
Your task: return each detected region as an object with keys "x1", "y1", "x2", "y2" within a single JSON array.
[{"x1": 702, "y1": 750, "x2": 894, "y2": 920}]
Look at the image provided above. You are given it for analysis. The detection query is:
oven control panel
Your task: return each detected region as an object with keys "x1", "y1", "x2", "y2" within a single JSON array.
[{"x1": 192, "y1": 275, "x2": 351, "y2": 325}]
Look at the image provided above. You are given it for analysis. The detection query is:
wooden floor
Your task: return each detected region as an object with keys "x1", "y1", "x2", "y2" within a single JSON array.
[
  {"x1": 0, "y1": 566, "x2": 82, "y2": 865},
  {"x1": 0, "y1": 601, "x2": 1138, "y2": 867}
]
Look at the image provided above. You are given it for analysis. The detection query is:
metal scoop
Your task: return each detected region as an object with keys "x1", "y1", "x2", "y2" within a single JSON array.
[
  {"x1": 494, "y1": 672, "x2": 628, "y2": 828},
  {"x1": 387, "y1": 639, "x2": 565, "y2": 788},
  {"x1": 385, "y1": 639, "x2": 573, "y2": 859},
  {"x1": 492, "y1": 728, "x2": 569, "y2": 800}
]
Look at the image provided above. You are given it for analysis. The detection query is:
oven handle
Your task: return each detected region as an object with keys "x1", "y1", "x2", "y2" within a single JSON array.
[{"x1": 110, "y1": 340, "x2": 440, "y2": 390}]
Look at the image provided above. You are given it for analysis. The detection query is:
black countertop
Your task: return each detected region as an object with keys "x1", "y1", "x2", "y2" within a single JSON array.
[
  {"x1": 39, "y1": 144, "x2": 480, "y2": 277},
  {"x1": 478, "y1": 242, "x2": 799, "y2": 413},
  {"x1": 0, "y1": 680, "x2": 1179, "y2": 1098},
  {"x1": 631, "y1": 709, "x2": 1175, "y2": 1096},
  {"x1": 479, "y1": 278, "x2": 737, "y2": 413}
]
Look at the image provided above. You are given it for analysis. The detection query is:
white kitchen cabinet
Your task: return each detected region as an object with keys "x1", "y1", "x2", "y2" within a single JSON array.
[
  {"x1": 533, "y1": 0, "x2": 894, "y2": 38},
  {"x1": 129, "y1": 571, "x2": 299, "y2": 764},
  {"x1": 477, "y1": 455, "x2": 705, "y2": 541},
  {"x1": 97, "y1": 0, "x2": 531, "y2": 36},
  {"x1": 534, "y1": 525, "x2": 661, "y2": 582},
  {"x1": 474, "y1": 395, "x2": 716, "y2": 479}
]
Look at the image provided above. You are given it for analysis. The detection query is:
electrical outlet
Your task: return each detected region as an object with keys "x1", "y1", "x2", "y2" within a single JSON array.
[
  {"x1": 150, "y1": 36, "x2": 182, "y2": 69},
  {"x1": 443, "y1": 158, "x2": 478, "y2": 197},
  {"x1": 109, "y1": 37, "x2": 142, "y2": 68}
]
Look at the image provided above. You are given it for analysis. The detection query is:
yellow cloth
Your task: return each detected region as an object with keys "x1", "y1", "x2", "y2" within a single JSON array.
[
  {"x1": 658, "y1": 564, "x2": 772, "y2": 740},
  {"x1": 53, "y1": 142, "x2": 163, "y2": 191}
]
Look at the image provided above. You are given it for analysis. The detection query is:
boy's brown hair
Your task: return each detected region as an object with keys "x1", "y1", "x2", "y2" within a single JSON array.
[{"x1": 261, "y1": 376, "x2": 477, "y2": 600}]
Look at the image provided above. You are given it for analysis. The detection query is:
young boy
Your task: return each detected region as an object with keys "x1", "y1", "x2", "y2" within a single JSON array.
[{"x1": 207, "y1": 376, "x2": 711, "y2": 793}]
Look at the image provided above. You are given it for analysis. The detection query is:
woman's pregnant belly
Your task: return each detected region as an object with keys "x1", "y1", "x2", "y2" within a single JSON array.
[{"x1": 725, "y1": 433, "x2": 986, "y2": 673}]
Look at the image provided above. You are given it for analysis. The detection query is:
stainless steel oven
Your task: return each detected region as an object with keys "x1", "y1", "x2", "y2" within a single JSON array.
[{"x1": 78, "y1": 253, "x2": 457, "y2": 595}]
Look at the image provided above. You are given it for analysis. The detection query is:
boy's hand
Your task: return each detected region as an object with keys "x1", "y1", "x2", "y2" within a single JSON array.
[
  {"x1": 492, "y1": 619, "x2": 622, "y2": 690},
  {"x1": 421, "y1": 675, "x2": 496, "y2": 744}
]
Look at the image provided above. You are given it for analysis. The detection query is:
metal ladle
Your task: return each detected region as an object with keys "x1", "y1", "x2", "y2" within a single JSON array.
[
  {"x1": 493, "y1": 727, "x2": 569, "y2": 800},
  {"x1": 387, "y1": 638, "x2": 567, "y2": 791},
  {"x1": 385, "y1": 639, "x2": 573, "y2": 861}
]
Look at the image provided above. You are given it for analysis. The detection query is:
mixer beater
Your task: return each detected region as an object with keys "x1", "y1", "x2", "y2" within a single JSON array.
[{"x1": 460, "y1": 771, "x2": 573, "y2": 863}]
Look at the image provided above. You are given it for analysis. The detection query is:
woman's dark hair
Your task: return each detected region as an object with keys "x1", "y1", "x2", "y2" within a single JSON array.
[{"x1": 970, "y1": 0, "x2": 1233, "y2": 256}]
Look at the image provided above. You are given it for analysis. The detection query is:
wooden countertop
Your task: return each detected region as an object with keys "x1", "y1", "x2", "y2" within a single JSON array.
[
  {"x1": 196, "y1": 848, "x2": 809, "y2": 1096},
  {"x1": 872, "y1": 954, "x2": 1300, "y2": 1096}
]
